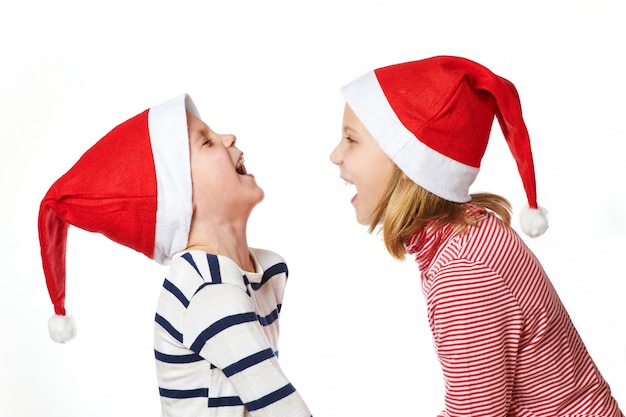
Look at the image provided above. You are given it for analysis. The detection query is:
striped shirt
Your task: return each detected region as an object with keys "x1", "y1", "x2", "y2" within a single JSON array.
[
  {"x1": 154, "y1": 248, "x2": 312, "y2": 416},
  {"x1": 407, "y1": 207, "x2": 623, "y2": 417}
]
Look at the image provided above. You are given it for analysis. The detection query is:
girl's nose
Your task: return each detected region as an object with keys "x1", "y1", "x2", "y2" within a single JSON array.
[{"x1": 329, "y1": 144, "x2": 342, "y2": 164}]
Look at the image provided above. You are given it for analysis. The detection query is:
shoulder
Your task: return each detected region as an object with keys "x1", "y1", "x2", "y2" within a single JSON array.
[
  {"x1": 250, "y1": 248, "x2": 288, "y2": 276},
  {"x1": 426, "y1": 258, "x2": 522, "y2": 321},
  {"x1": 431, "y1": 258, "x2": 498, "y2": 287}
]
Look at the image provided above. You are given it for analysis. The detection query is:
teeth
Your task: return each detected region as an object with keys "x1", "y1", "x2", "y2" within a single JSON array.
[{"x1": 236, "y1": 158, "x2": 246, "y2": 175}]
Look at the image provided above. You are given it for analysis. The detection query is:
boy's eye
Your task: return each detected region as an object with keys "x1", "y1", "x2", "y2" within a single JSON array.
[
  {"x1": 344, "y1": 136, "x2": 355, "y2": 144},
  {"x1": 202, "y1": 138, "x2": 212, "y2": 146}
]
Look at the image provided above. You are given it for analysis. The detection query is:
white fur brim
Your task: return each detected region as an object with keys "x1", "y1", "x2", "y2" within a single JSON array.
[
  {"x1": 520, "y1": 205, "x2": 549, "y2": 238},
  {"x1": 48, "y1": 314, "x2": 76, "y2": 343}
]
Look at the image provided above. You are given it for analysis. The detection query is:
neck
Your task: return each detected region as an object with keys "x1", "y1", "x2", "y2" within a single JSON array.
[{"x1": 185, "y1": 219, "x2": 254, "y2": 271}]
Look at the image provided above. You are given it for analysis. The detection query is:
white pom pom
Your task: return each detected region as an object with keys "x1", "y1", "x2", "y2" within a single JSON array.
[
  {"x1": 48, "y1": 314, "x2": 76, "y2": 343},
  {"x1": 520, "y1": 205, "x2": 549, "y2": 238}
]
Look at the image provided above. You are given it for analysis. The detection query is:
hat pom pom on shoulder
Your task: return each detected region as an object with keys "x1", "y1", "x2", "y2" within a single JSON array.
[
  {"x1": 520, "y1": 205, "x2": 549, "y2": 238},
  {"x1": 48, "y1": 314, "x2": 76, "y2": 343}
]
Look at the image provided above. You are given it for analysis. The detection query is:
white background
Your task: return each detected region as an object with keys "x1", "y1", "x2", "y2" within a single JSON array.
[{"x1": 1, "y1": 1, "x2": 625, "y2": 416}]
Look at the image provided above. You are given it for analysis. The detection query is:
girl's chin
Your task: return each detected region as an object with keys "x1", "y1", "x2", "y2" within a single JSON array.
[
  {"x1": 354, "y1": 210, "x2": 372, "y2": 226},
  {"x1": 354, "y1": 204, "x2": 378, "y2": 227}
]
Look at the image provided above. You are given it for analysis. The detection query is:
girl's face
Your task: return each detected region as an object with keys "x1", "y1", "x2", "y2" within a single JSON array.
[
  {"x1": 330, "y1": 104, "x2": 395, "y2": 225},
  {"x1": 187, "y1": 112, "x2": 264, "y2": 220}
]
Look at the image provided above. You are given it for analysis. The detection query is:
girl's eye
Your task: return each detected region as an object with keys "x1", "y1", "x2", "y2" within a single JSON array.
[
  {"x1": 344, "y1": 136, "x2": 355, "y2": 144},
  {"x1": 202, "y1": 138, "x2": 212, "y2": 147}
]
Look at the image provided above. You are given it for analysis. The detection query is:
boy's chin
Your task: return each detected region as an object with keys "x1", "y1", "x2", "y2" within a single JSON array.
[
  {"x1": 248, "y1": 188, "x2": 265, "y2": 208},
  {"x1": 254, "y1": 187, "x2": 265, "y2": 203}
]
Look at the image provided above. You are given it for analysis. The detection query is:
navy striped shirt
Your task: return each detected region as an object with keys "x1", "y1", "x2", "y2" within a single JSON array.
[{"x1": 154, "y1": 248, "x2": 311, "y2": 416}]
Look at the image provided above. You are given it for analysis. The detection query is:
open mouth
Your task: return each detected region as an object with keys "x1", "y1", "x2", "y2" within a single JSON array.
[
  {"x1": 343, "y1": 179, "x2": 357, "y2": 202},
  {"x1": 236, "y1": 157, "x2": 247, "y2": 175}
]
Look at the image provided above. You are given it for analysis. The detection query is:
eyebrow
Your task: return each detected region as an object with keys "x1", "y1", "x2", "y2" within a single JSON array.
[
  {"x1": 196, "y1": 122, "x2": 212, "y2": 137},
  {"x1": 343, "y1": 126, "x2": 358, "y2": 135}
]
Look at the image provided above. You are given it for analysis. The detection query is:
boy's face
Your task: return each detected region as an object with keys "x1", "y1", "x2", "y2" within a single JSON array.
[
  {"x1": 187, "y1": 112, "x2": 264, "y2": 219},
  {"x1": 330, "y1": 104, "x2": 395, "y2": 225}
]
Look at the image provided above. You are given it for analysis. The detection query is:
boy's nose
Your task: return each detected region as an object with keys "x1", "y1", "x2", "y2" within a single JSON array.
[{"x1": 221, "y1": 134, "x2": 236, "y2": 147}]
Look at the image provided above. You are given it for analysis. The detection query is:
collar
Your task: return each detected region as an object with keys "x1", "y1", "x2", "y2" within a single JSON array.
[{"x1": 405, "y1": 204, "x2": 487, "y2": 271}]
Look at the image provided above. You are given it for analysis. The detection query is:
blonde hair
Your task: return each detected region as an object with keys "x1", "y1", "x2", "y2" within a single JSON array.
[{"x1": 368, "y1": 166, "x2": 512, "y2": 260}]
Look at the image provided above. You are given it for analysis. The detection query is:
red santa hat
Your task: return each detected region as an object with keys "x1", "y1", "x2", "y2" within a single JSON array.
[
  {"x1": 39, "y1": 93, "x2": 198, "y2": 343},
  {"x1": 341, "y1": 55, "x2": 548, "y2": 237}
]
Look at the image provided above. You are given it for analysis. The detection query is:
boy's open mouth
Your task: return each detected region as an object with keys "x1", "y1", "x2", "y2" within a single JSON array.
[{"x1": 236, "y1": 157, "x2": 247, "y2": 175}]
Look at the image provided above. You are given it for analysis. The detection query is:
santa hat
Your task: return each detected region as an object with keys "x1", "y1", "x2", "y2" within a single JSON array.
[
  {"x1": 341, "y1": 56, "x2": 548, "y2": 237},
  {"x1": 39, "y1": 93, "x2": 199, "y2": 343}
]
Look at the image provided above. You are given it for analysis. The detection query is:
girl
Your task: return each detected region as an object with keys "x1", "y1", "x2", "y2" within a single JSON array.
[
  {"x1": 39, "y1": 94, "x2": 312, "y2": 416},
  {"x1": 330, "y1": 56, "x2": 623, "y2": 417}
]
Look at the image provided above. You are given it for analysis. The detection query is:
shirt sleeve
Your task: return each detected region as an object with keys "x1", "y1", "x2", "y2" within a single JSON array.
[
  {"x1": 182, "y1": 281, "x2": 311, "y2": 417},
  {"x1": 427, "y1": 260, "x2": 523, "y2": 417}
]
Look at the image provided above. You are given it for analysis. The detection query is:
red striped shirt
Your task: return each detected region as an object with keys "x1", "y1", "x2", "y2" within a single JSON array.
[{"x1": 407, "y1": 208, "x2": 623, "y2": 417}]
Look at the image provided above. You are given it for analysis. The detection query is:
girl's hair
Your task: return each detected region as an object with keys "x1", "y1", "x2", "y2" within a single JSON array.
[{"x1": 368, "y1": 165, "x2": 512, "y2": 260}]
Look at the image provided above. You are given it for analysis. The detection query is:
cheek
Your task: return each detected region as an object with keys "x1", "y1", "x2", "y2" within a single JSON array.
[
  {"x1": 362, "y1": 177, "x2": 386, "y2": 207},
  {"x1": 364, "y1": 164, "x2": 393, "y2": 206},
  {"x1": 369, "y1": 158, "x2": 393, "y2": 188}
]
